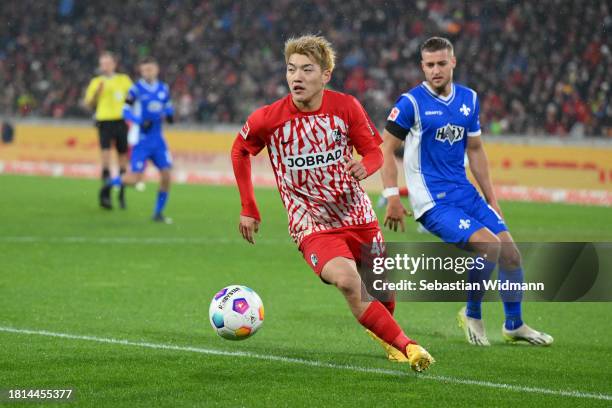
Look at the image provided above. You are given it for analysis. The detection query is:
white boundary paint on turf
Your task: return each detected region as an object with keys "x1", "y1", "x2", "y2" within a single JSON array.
[{"x1": 0, "y1": 326, "x2": 610, "y2": 402}]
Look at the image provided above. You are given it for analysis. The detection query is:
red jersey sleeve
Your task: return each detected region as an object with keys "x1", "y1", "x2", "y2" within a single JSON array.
[
  {"x1": 347, "y1": 96, "x2": 383, "y2": 176},
  {"x1": 347, "y1": 96, "x2": 383, "y2": 154},
  {"x1": 239, "y1": 107, "x2": 268, "y2": 156}
]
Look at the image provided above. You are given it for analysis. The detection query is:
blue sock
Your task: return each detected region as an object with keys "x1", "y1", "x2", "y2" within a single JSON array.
[
  {"x1": 154, "y1": 191, "x2": 169, "y2": 216},
  {"x1": 499, "y1": 266, "x2": 524, "y2": 330},
  {"x1": 108, "y1": 176, "x2": 123, "y2": 187},
  {"x1": 466, "y1": 258, "x2": 496, "y2": 320}
]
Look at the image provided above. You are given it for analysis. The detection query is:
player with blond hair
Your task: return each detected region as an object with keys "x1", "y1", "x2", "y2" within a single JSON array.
[{"x1": 231, "y1": 35, "x2": 434, "y2": 372}]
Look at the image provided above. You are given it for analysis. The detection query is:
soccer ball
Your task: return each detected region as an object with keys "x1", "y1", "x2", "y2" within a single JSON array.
[{"x1": 208, "y1": 285, "x2": 264, "y2": 340}]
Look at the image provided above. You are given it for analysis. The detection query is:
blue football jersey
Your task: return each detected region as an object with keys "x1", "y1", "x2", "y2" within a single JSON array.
[
  {"x1": 386, "y1": 81, "x2": 481, "y2": 218},
  {"x1": 123, "y1": 79, "x2": 173, "y2": 143}
]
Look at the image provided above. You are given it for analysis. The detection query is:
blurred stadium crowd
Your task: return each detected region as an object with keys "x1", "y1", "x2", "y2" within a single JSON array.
[{"x1": 1, "y1": 0, "x2": 610, "y2": 136}]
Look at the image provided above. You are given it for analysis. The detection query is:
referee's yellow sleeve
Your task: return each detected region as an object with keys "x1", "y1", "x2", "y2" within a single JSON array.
[
  {"x1": 84, "y1": 77, "x2": 101, "y2": 106},
  {"x1": 122, "y1": 75, "x2": 133, "y2": 94}
]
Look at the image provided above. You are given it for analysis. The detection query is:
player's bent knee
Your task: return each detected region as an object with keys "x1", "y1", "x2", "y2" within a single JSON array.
[
  {"x1": 499, "y1": 247, "x2": 522, "y2": 270},
  {"x1": 468, "y1": 230, "x2": 501, "y2": 261},
  {"x1": 469, "y1": 227, "x2": 501, "y2": 244},
  {"x1": 321, "y1": 258, "x2": 361, "y2": 295},
  {"x1": 484, "y1": 243, "x2": 502, "y2": 263},
  {"x1": 335, "y1": 275, "x2": 361, "y2": 296},
  {"x1": 158, "y1": 170, "x2": 171, "y2": 190}
]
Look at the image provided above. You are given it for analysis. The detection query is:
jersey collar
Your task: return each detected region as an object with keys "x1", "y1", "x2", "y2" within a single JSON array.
[
  {"x1": 287, "y1": 89, "x2": 327, "y2": 115},
  {"x1": 421, "y1": 81, "x2": 456, "y2": 105},
  {"x1": 139, "y1": 79, "x2": 159, "y2": 92}
]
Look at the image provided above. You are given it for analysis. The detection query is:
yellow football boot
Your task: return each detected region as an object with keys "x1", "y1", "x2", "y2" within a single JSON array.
[
  {"x1": 365, "y1": 329, "x2": 435, "y2": 372},
  {"x1": 365, "y1": 329, "x2": 408, "y2": 362}
]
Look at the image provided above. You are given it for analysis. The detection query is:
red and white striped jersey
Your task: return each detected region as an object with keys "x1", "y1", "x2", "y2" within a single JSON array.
[{"x1": 240, "y1": 90, "x2": 383, "y2": 244}]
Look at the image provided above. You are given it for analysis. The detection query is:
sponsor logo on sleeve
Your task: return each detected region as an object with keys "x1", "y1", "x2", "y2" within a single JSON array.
[{"x1": 387, "y1": 107, "x2": 400, "y2": 121}]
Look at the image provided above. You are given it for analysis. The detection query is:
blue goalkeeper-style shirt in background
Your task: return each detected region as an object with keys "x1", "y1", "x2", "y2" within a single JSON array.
[{"x1": 123, "y1": 79, "x2": 174, "y2": 172}]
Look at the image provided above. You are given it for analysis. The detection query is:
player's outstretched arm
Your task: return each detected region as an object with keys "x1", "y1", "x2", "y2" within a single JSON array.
[
  {"x1": 231, "y1": 137, "x2": 261, "y2": 244},
  {"x1": 467, "y1": 136, "x2": 503, "y2": 218},
  {"x1": 381, "y1": 129, "x2": 409, "y2": 232}
]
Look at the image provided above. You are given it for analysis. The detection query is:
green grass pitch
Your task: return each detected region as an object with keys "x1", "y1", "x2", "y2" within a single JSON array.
[{"x1": 0, "y1": 174, "x2": 611, "y2": 407}]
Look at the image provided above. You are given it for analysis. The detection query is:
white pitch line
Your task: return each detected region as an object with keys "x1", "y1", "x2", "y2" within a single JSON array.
[
  {"x1": 0, "y1": 326, "x2": 610, "y2": 401},
  {"x1": 0, "y1": 236, "x2": 292, "y2": 245}
]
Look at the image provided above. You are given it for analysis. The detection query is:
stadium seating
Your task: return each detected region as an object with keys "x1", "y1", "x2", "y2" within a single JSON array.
[{"x1": 0, "y1": 0, "x2": 609, "y2": 136}]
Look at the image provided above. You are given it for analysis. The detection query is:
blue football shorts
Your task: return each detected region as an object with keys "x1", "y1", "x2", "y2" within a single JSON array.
[
  {"x1": 130, "y1": 141, "x2": 172, "y2": 173},
  {"x1": 418, "y1": 185, "x2": 507, "y2": 244}
]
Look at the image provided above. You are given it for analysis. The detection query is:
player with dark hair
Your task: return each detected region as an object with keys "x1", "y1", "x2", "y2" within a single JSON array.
[
  {"x1": 85, "y1": 51, "x2": 132, "y2": 209},
  {"x1": 232, "y1": 35, "x2": 434, "y2": 372},
  {"x1": 100, "y1": 57, "x2": 174, "y2": 223},
  {"x1": 381, "y1": 36, "x2": 553, "y2": 346}
]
